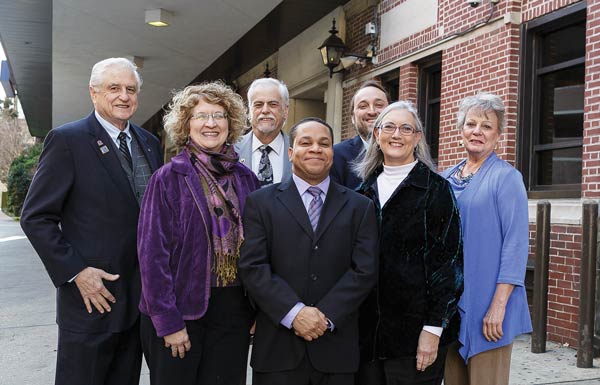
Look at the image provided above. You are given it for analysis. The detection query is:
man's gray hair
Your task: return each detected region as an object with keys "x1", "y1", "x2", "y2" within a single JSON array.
[
  {"x1": 89, "y1": 57, "x2": 142, "y2": 91},
  {"x1": 456, "y1": 92, "x2": 506, "y2": 133},
  {"x1": 247, "y1": 78, "x2": 289, "y2": 107}
]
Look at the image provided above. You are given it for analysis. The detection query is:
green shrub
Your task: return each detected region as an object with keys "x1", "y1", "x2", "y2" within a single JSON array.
[{"x1": 6, "y1": 143, "x2": 42, "y2": 216}]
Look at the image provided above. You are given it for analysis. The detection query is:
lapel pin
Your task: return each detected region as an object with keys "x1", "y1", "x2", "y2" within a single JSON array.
[
  {"x1": 97, "y1": 140, "x2": 104, "y2": 146},
  {"x1": 100, "y1": 145, "x2": 109, "y2": 154}
]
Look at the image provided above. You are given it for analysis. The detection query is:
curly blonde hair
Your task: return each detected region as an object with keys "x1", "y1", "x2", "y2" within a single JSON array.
[{"x1": 163, "y1": 81, "x2": 247, "y2": 147}]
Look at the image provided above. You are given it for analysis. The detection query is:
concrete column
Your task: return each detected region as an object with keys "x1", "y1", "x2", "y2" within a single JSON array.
[{"x1": 326, "y1": 72, "x2": 344, "y2": 144}]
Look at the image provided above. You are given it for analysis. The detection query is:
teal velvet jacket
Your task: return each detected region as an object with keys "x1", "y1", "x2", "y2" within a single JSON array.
[{"x1": 357, "y1": 161, "x2": 464, "y2": 360}]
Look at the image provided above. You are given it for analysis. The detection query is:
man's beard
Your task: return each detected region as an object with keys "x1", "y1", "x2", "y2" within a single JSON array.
[{"x1": 356, "y1": 121, "x2": 372, "y2": 140}]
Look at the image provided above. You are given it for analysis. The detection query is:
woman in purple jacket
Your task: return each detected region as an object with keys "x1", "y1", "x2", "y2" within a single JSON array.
[
  {"x1": 137, "y1": 81, "x2": 260, "y2": 385},
  {"x1": 442, "y1": 93, "x2": 532, "y2": 385}
]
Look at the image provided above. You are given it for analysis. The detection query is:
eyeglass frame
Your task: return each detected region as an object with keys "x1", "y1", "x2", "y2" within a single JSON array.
[
  {"x1": 377, "y1": 122, "x2": 420, "y2": 136},
  {"x1": 190, "y1": 111, "x2": 228, "y2": 122}
]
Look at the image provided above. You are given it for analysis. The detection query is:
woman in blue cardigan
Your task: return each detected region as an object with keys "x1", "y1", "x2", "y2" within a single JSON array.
[{"x1": 442, "y1": 92, "x2": 532, "y2": 385}]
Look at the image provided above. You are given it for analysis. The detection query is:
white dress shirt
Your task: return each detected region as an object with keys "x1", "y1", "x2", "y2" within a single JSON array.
[
  {"x1": 95, "y1": 111, "x2": 132, "y2": 152},
  {"x1": 251, "y1": 132, "x2": 284, "y2": 183}
]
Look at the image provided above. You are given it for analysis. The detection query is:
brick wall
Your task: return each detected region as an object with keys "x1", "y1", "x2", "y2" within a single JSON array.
[
  {"x1": 529, "y1": 223, "x2": 582, "y2": 347},
  {"x1": 583, "y1": 0, "x2": 600, "y2": 198},
  {"x1": 339, "y1": 0, "x2": 590, "y2": 347},
  {"x1": 398, "y1": 63, "x2": 418, "y2": 102},
  {"x1": 522, "y1": 0, "x2": 583, "y2": 23},
  {"x1": 437, "y1": 23, "x2": 520, "y2": 170}
]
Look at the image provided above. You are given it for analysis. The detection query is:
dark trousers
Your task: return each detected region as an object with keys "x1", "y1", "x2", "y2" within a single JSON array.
[
  {"x1": 253, "y1": 354, "x2": 354, "y2": 385},
  {"x1": 141, "y1": 286, "x2": 254, "y2": 385},
  {"x1": 356, "y1": 345, "x2": 448, "y2": 385},
  {"x1": 55, "y1": 319, "x2": 142, "y2": 385}
]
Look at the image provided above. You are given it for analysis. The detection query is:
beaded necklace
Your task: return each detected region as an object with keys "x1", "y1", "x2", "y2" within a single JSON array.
[{"x1": 457, "y1": 164, "x2": 475, "y2": 182}]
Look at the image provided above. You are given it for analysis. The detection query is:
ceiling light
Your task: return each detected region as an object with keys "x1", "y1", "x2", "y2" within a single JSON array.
[{"x1": 145, "y1": 8, "x2": 173, "y2": 27}]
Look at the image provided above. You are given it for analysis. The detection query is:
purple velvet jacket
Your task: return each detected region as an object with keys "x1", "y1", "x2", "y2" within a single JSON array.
[{"x1": 137, "y1": 150, "x2": 259, "y2": 337}]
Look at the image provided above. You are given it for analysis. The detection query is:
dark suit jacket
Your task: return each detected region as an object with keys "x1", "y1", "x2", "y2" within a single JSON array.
[
  {"x1": 330, "y1": 135, "x2": 364, "y2": 190},
  {"x1": 238, "y1": 177, "x2": 378, "y2": 373},
  {"x1": 20, "y1": 112, "x2": 163, "y2": 333}
]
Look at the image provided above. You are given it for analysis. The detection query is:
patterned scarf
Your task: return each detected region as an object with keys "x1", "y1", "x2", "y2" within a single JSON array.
[{"x1": 187, "y1": 140, "x2": 243, "y2": 286}]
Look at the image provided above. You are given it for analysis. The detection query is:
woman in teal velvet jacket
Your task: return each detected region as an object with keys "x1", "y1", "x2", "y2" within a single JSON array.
[
  {"x1": 355, "y1": 101, "x2": 463, "y2": 385},
  {"x1": 442, "y1": 93, "x2": 532, "y2": 385}
]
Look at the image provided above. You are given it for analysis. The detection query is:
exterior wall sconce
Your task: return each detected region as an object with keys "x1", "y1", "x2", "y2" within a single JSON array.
[
  {"x1": 145, "y1": 8, "x2": 173, "y2": 27},
  {"x1": 318, "y1": 18, "x2": 377, "y2": 78}
]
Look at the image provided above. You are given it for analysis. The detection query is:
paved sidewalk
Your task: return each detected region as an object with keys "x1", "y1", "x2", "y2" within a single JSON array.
[
  {"x1": 510, "y1": 335, "x2": 600, "y2": 385},
  {"x1": 2, "y1": 209, "x2": 600, "y2": 385}
]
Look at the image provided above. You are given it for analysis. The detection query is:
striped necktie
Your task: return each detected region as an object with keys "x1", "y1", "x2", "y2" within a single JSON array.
[
  {"x1": 118, "y1": 131, "x2": 132, "y2": 169},
  {"x1": 307, "y1": 187, "x2": 323, "y2": 232}
]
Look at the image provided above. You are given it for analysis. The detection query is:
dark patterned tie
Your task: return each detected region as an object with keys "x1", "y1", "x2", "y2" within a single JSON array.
[
  {"x1": 307, "y1": 187, "x2": 323, "y2": 232},
  {"x1": 118, "y1": 131, "x2": 132, "y2": 169},
  {"x1": 257, "y1": 145, "x2": 273, "y2": 186}
]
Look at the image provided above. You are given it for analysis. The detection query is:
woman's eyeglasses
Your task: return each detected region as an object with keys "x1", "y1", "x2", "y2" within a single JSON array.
[
  {"x1": 190, "y1": 112, "x2": 228, "y2": 122},
  {"x1": 378, "y1": 122, "x2": 418, "y2": 135}
]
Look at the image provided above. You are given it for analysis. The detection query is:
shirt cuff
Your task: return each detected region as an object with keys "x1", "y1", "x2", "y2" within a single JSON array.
[
  {"x1": 326, "y1": 318, "x2": 335, "y2": 331},
  {"x1": 68, "y1": 272, "x2": 80, "y2": 283},
  {"x1": 280, "y1": 302, "x2": 305, "y2": 329},
  {"x1": 423, "y1": 325, "x2": 443, "y2": 337}
]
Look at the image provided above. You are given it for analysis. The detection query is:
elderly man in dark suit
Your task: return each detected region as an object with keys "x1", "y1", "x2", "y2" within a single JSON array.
[
  {"x1": 235, "y1": 78, "x2": 292, "y2": 186},
  {"x1": 239, "y1": 117, "x2": 378, "y2": 385},
  {"x1": 330, "y1": 80, "x2": 389, "y2": 189},
  {"x1": 20, "y1": 57, "x2": 163, "y2": 385}
]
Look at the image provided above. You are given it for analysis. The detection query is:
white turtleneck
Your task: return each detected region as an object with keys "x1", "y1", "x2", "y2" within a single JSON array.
[{"x1": 376, "y1": 160, "x2": 418, "y2": 207}]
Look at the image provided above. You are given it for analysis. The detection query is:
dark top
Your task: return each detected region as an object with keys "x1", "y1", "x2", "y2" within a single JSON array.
[
  {"x1": 238, "y1": 177, "x2": 379, "y2": 373},
  {"x1": 20, "y1": 112, "x2": 163, "y2": 333},
  {"x1": 357, "y1": 161, "x2": 464, "y2": 360},
  {"x1": 331, "y1": 135, "x2": 364, "y2": 190}
]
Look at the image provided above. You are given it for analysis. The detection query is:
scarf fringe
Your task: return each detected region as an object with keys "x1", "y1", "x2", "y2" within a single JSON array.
[{"x1": 212, "y1": 241, "x2": 242, "y2": 286}]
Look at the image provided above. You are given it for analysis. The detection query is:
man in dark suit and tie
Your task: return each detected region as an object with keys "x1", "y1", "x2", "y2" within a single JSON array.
[
  {"x1": 20, "y1": 57, "x2": 163, "y2": 385},
  {"x1": 235, "y1": 78, "x2": 292, "y2": 186},
  {"x1": 330, "y1": 80, "x2": 389, "y2": 189},
  {"x1": 239, "y1": 117, "x2": 378, "y2": 385}
]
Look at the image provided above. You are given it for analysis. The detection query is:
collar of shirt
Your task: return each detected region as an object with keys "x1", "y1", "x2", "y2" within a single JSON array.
[
  {"x1": 360, "y1": 135, "x2": 369, "y2": 150},
  {"x1": 95, "y1": 110, "x2": 131, "y2": 148},
  {"x1": 292, "y1": 174, "x2": 330, "y2": 211},
  {"x1": 251, "y1": 131, "x2": 284, "y2": 155}
]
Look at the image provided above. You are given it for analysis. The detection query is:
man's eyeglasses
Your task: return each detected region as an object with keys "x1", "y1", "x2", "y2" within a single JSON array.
[
  {"x1": 378, "y1": 122, "x2": 418, "y2": 135},
  {"x1": 190, "y1": 112, "x2": 228, "y2": 122}
]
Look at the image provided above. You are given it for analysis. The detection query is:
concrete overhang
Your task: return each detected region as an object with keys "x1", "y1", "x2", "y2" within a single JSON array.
[{"x1": 0, "y1": 0, "x2": 348, "y2": 138}]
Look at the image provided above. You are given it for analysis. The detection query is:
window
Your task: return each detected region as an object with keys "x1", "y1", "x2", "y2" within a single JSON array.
[
  {"x1": 380, "y1": 70, "x2": 399, "y2": 104},
  {"x1": 418, "y1": 54, "x2": 442, "y2": 166},
  {"x1": 519, "y1": 3, "x2": 586, "y2": 198}
]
